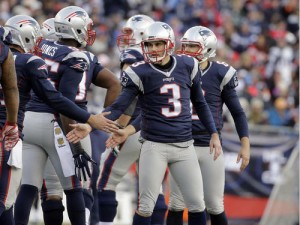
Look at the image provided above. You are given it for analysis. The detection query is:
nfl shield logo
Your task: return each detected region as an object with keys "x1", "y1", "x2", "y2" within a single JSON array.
[{"x1": 57, "y1": 138, "x2": 64, "y2": 145}]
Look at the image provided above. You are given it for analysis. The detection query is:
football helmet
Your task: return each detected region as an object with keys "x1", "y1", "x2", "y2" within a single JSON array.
[
  {"x1": 41, "y1": 18, "x2": 58, "y2": 40},
  {"x1": 4, "y1": 15, "x2": 41, "y2": 53},
  {"x1": 117, "y1": 14, "x2": 154, "y2": 51},
  {"x1": 179, "y1": 26, "x2": 217, "y2": 63},
  {"x1": 54, "y1": 6, "x2": 96, "y2": 47},
  {"x1": 141, "y1": 21, "x2": 175, "y2": 63}
]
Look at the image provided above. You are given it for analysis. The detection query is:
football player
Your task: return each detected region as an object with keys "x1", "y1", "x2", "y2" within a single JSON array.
[
  {"x1": 97, "y1": 14, "x2": 167, "y2": 225},
  {"x1": 37, "y1": 13, "x2": 121, "y2": 225},
  {"x1": 0, "y1": 26, "x2": 19, "y2": 224},
  {"x1": 68, "y1": 21, "x2": 222, "y2": 225},
  {"x1": 8, "y1": 11, "x2": 115, "y2": 225},
  {"x1": 166, "y1": 26, "x2": 250, "y2": 225}
]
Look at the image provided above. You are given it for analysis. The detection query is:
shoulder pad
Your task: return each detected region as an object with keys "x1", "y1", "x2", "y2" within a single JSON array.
[
  {"x1": 0, "y1": 26, "x2": 12, "y2": 45},
  {"x1": 26, "y1": 55, "x2": 44, "y2": 64},
  {"x1": 26, "y1": 55, "x2": 48, "y2": 71},
  {"x1": 120, "y1": 49, "x2": 144, "y2": 65}
]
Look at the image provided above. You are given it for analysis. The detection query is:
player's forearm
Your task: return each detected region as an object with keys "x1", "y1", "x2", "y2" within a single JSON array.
[
  {"x1": 116, "y1": 114, "x2": 132, "y2": 127},
  {"x1": 3, "y1": 88, "x2": 19, "y2": 123},
  {"x1": 240, "y1": 137, "x2": 250, "y2": 149},
  {"x1": 123, "y1": 124, "x2": 137, "y2": 136},
  {"x1": 60, "y1": 115, "x2": 77, "y2": 134},
  {"x1": 2, "y1": 50, "x2": 19, "y2": 123},
  {"x1": 103, "y1": 83, "x2": 122, "y2": 108}
]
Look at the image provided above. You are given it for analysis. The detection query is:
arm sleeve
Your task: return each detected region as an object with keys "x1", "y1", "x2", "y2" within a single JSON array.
[
  {"x1": 130, "y1": 113, "x2": 141, "y2": 132},
  {"x1": 223, "y1": 88, "x2": 249, "y2": 138},
  {"x1": 191, "y1": 73, "x2": 217, "y2": 134},
  {"x1": 28, "y1": 58, "x2": 90, "y2": 122},
  {"x1": 124, "y1": 96, "x2": 138, "y2": 116}
]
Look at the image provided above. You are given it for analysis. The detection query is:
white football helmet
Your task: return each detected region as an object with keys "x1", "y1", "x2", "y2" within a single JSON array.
[
  {"x1": 141, "y1": 21, "x2": 175, "y2": 63},
  {"x1": 5, "y1": 15, "x2": 41, "y2": 53},
  {"x1": 41, "y1": 18, "x2": 58, "y2": 40},
  {"x1": 117, "y1": 14, "x2": 154, "y2": 51},
  {"x1": 54, "y1": 6, "x2": 96, "y2": 47},
  {"x1": 180, "y1": 26, "x2": 217, "y2": 63}
]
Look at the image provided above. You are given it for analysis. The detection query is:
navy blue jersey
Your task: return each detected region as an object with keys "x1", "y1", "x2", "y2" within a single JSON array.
[
  {"x1": 119, "y1": 48, "x2": 143, "y2": 120},
  {"x1": 74, "y1": 51, "x2": 105, "y2": 110},
  {"x1": 105, "y1": 55, "x2": 216, "y2": 143},
  {"x1": 26, "y1": 39, "x2": 90, "y2": 114},
  {"x1": 192, "y1": 61, "x2": 249, "y2": 146},
  {"x1": 0, "y1": 26, "x2": 12, "y2": 45},
  {"x1": 0, "y1": 50, "x2": 90, "y2": 134}
]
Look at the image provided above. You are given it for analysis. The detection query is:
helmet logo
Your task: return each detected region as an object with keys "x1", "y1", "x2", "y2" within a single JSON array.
[
  {"x1": 162, "y1": 24, "x2": 171, "y2": 31},
  {"x1": 199, "y1": 29, "x2": 212, "y2": 41},
  {"x1": 131, "y1": 16, "x2": 143, "y2": 22}
]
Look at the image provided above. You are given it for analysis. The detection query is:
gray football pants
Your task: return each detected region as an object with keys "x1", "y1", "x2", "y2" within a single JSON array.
[
  {"x1": 99, "y1": 131, "x2": 165, "y2": 194},
  {"x1": 137, "y1": 140, "x2": 205, "y2": 216},
  {"x1": 21, "y1": 111, "x2": 81, "y2": 190},
  {"x1": 169, "y1": 146, "x2": 225, "y2": 215}
]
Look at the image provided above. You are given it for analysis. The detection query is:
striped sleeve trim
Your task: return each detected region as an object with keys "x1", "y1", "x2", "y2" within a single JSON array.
[
  {"x1": 125, "y1": 66, "x2": 144, "y2": 93},
  {"x1": 191, "y1": 58, "x2": 199, "y2": 80},
  {"x1": 220, "y1": 66, "x2": 236, "y2": 91}
]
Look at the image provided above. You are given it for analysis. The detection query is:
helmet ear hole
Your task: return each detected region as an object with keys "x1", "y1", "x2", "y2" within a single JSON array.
[
  {"x1": 25, "y1": 37, "x2": 30, "y2": 43},
  {"x1": 77, "y1": 29, "x2": 82, "y2": 34},
  {"x1": 207, "y1": 48, "x2": 211, "y2": 52}
]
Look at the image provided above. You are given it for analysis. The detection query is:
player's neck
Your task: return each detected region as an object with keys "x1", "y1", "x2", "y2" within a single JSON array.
[
  {"x1": 59, "y1": 39, "x2": 80, "y2": 48},
  {"x1": 9, "y1": 45, "x2": 25, "y2": 54},
  {"x1": 152, "y1": 55, "x2": 173, "y2": 71},
  {"x1": 200, "y1": 60, "x2": 209, "y2": 70}
]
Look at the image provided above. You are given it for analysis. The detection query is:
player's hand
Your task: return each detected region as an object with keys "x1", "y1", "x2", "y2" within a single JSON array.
[
  {"x1": 1, "y1": 122, "x2": 19, "y2": 151},
  {"x1": 73, "y1": 151, "x2": 96, "y2": 181},
  {"x1": 209, "y1": 133, "x2": 222, "y2": 160},
  {"x1": 87, "y1": 112, "x2": 119, "y2": 133},
  {"x1": 66, "y1": 123, "x2": 92, "y2": 143},
  {"x1": 106, "y1": 129, "x2": 129, "y2": 148},
  {"x1": 237, "y1": 138, "x2": 250, "y2": 171}
]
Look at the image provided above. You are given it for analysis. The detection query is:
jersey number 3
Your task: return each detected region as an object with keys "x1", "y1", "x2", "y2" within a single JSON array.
[{"x1": 160, "y1": 84, "x2": 181, "y2": 117}]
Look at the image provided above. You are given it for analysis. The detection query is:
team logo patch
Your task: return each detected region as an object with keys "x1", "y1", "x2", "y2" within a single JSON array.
[
  {"x1": 38, "y1": 64, "x2": 48, "y2": 71},
  {"x1": 121, "y1": 72, "x2": 128, "y2": 86},
  {"x1": 71, "y1": 61, "x2": 88, "y2": 71},
  {"x1": 120, "y1": 53, "x2": 136, "y2": 61},
  {"x1": 233, "y1": 75, "x2": 238, "y2": 87}
]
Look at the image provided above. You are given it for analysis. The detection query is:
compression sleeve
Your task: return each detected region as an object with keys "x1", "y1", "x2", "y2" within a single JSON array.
[{"x1": 130, "y1": 113, "x2": 141, "y2": 132}]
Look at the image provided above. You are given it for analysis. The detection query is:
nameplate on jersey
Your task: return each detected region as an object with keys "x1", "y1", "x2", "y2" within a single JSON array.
[{"x1": 53, "y1": 121, "x2": 75, "y2": 177}]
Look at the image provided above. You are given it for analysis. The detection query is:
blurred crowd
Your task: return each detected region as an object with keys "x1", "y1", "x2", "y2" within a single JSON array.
[{"x1": 1, "y1": 0, "x2": 299, "y2": 128}]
